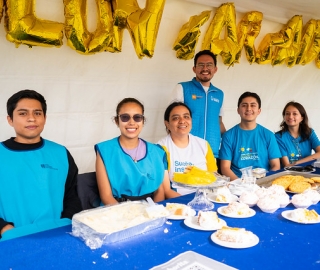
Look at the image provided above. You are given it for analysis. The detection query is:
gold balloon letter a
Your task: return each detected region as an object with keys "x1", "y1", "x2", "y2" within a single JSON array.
[
  {"x1": 173, "y1": 10, "x2": 211, "y2": 60},
  {"x1": 202, "y1": 3, "x2": 239, "y2": 66},
  {"x1": 113, "y1": 0, "x2": 166, "y2": 59},
  {"x1": 5, "y1": 0, "x2": 64, "y2": 47}
]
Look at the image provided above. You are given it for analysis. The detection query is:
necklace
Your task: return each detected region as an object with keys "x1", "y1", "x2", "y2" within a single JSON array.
[
  {"x1": 123, "y1": 139, "x2": 141, "y2": 163},
  {"x1": 133, "y1": 140, "x2": 140, "y2": 163}
]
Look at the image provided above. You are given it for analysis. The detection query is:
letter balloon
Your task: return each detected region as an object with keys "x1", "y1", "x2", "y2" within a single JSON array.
[
  {"x1": 173, "y1": 10, "x2": 211, "y2": 60},
  {"x1": 5, "y1": 0, "x2": 64, "y2": 48}
]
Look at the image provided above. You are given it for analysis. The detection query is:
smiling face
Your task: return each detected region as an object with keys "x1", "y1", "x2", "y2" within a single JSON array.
[
  {"x1": 192, "y1": 54, "x2": 217, "y2": 86},
  {"x1": 116, "y1": 102, "x2": 144, "y2": 140},
  {"x1": 165, "y1": 105, "x2": 192, "y2": 138},
  {"x1": 7, "y1": 98, "x2": 46, "y2": 143},
  {"x1": 237, "y1": 96, "x2": 261, "y2": 123},
  {"x1": 284, "y1": 105, "x2": 303, "y2": 128}
]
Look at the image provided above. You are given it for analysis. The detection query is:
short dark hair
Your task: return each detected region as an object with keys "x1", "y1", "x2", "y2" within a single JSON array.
[
  {"x1": 7, "y1": 90, "x2": 47, "y2": 119},
  {"x1": 164, "y1": 102, "x2": 192, "y2": 133},
  {"x1": 194, "y1": 50, "x2": 217, "y2": 67},
  {"x1": 164, "y1": 102, "x2": 192, "y2": 122},
  {"x1": 237, "y1": 92, "x2": 261, "y2": 108},
  {"x1": 114, "y1": 97, "x2": 145, "y2": 124}
]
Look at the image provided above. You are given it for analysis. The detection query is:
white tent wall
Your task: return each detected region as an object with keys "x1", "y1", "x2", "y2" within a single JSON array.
[{"x1": 0, "y1": 0, "x2": 319, "y2": 173}]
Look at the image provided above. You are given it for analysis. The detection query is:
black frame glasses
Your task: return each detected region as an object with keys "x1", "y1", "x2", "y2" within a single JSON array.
[{"x1": 118, "y1": 114, "x2": 144, "y2": 122}]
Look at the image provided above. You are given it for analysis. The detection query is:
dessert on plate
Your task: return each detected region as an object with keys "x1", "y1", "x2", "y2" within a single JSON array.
[
  {"x1": 173, "y1": 166, "x2": 216, "y2": 185},
  {"x1": 257, "y1": 195, "x2": 280, "y2": 213},
  {"x1": 302, "y1": 189, "x2": 320, "y2": 205},
  {"x1": 221, "y1": 201, "x2": 251, "y2": 216},
  {"x1": 291, "y1": 193, "x2": 313, "y2": 208},
  {"x1": 166, "y1": 203, "x2": 191, "y2": 216},
  {"x1": 290, "y1": 208, "x2": 319, "y2": 222},
  {"x1": 197, "y1": 211, "x2": 221, "y2": 229},
  {"x1": 239, "y1": 191, "x2": 259, "y2": 207},
  {"x1": 215, "y1": 226, "x2": 255, "y2": 243},
  {"x1": 214, "y1": 186, "x2": 234, "y2": 202}
]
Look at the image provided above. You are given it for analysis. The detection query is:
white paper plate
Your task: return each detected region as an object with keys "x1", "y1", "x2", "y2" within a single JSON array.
[
  {"x1": 211, "y1": 231, "x2": 259, "y2": 248},
  {"x1": 217, "y1": 206, "x2": 256, "y2": 218},
  {"x1": 281, "y1": 210, "x2": 320, "y2": 224},
  {"x1": 184, "y1": 216, "x2": 227, "y2": 231},
  {"x1": 168, "y1": 209, "x2": 196, "y2": 220},
  {"x1": 207, "y1": 193, "x2": 238, "y2": 204}
]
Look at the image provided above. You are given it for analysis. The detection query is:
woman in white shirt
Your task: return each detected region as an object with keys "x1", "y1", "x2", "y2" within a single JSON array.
[{"x1": 158, "y1": 102, "x2": 217, "y2": 195}]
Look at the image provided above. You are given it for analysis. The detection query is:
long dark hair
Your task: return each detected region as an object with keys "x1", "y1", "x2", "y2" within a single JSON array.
[{"x1": 278, "y1": 101, "x2": 311, "y2": 141}]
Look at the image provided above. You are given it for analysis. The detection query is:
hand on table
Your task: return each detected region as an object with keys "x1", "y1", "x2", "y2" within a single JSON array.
[{"x1": 1, "y1": 224, "x2": 14, "y2": 236}]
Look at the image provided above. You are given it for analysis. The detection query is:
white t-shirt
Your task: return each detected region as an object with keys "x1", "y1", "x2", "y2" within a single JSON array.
[{"x1": 157, "y1": 134, "x2": 210, "y2": 195}]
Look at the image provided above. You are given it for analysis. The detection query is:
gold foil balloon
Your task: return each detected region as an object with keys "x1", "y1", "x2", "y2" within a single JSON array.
[
  {"x1": 112, "y1": 0, "x2": 166, "y2": 58},
  {"x1": 88, "y1": 0, "x2": 115, "y2": 53},
  {"x1": 0, "y1": 0, "x2": 3, "y2": 23},
  {"x1": 271, "y1": 15, "x2": 303, "y2": 67},
  {"x1": 298, "y1": 20, "x2": 320, "y2": 67},
  {"x1": 235, "y1": 11, "x2": 263, "y2": 64},
  {"x1": 5, "y1": 0, "x2": 64, "y2": 47},
  {"x1": 173, "y1": 10, "x2": 211, "y2": 60},
  {"x1": 63, "y1": 0, "x2": 115, "y2": 54},
  {"x1": 202, "y1": 3, "x2": 239, "y2": 66},
  {"x1": 63, "y1": 0, "x2": 92, "y2": 53},
  {"x1": 255, "y1": 34, "x2": 273, "y2": 64}
]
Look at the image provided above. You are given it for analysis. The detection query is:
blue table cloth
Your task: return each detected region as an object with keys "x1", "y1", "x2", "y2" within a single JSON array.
[{"x1": 1, "y1": 165, "x2": 320, "y2": 269}]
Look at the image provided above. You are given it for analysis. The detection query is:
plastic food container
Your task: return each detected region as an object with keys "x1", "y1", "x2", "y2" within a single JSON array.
[
  {"x1": 252, "y1": 168, "x2": 267, "y2": 179},
  {"x1": 72, "y1": 201, "x2": 166, "y2": 249}
]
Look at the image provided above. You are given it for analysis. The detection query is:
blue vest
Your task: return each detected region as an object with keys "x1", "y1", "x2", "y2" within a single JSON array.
[
  {"x1": 0, "y1": 139, "x2": 69, "y2": 240},
  {"x1": 180, "y1": 78, "x2": 224, "y2": 157},
  {"x1": 95, "y1": 137, "x2": 166, "y2": 198}
]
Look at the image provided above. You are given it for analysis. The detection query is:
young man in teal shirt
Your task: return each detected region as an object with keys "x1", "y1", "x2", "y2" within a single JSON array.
[
  {"x1": 0, "y1": 90, "x2": 82, "y2": 240},
  {"x1": 219, "y1": 92, "x2": 281, "y2": 180}
]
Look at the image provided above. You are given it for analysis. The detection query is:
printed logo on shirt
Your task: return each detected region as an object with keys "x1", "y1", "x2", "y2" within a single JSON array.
[
  {"x1": 239, "y1": 147, "x2": 259, "y2": 161},
  {"x1": 147, "y1": 173, "x2": 154, "y2": 180},
  {"x1": 211, "y1": 97, "x2": 220, "y2": 103},
  {"x1": 192, "y1": 94, "x2": 203, "y2": 100},
  {"x1": 41, "y1": 164, "x2": 58, "y2": 170},
  {"x1": 174, "y1": 161, "x2": 193, "y2": 173},
  {"x1": 289, "y1": 152, "x2": 300, "y2": 163}
]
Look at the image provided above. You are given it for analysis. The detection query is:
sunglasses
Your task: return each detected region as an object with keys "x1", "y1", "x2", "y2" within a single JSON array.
[{"x1": 118, "y1": 114, "x2": 144, "y2": 122}]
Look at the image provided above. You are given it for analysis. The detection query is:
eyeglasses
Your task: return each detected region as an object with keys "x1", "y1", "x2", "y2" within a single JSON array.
[
  {"x1": 118, "y1": 114, "x2": 144, "y2": 122},
  {"x1": 195, "y1": 63, "x2": 215, "y2": 69}
]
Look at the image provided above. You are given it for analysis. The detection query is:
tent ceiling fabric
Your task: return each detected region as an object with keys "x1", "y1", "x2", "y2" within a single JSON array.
[
  {"x1": 186, "y1": 0, "x2": 320, "y2": 23},
  {"x1": 1, "y1": 0, "x2": 319, "y2": 174}
]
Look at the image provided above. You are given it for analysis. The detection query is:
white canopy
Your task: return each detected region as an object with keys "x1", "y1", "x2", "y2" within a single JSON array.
[{"x1": 0, "y1": 0, "x2": 319, "y2": 173}]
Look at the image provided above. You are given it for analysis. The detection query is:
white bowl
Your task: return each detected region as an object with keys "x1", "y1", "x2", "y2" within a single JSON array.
[
  {"x1": 291, "y1": 202, "x2": 312, "y2": 209},
  {"x1": 258, "y1": 205, "x2": 279, "y2": 213},
  {"x1": 239, "y1": 199, "x2": 257, "y2": 208}
]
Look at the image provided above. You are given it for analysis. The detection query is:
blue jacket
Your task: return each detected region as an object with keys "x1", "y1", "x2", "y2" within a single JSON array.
[{"x1": 180, "y1": 78, "x2": 224, "y2": 157}]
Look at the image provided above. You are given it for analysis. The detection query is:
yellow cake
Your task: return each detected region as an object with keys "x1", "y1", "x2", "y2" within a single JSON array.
[{"x1": 173, "y1": 166, "x2": 216, "y2": 185}]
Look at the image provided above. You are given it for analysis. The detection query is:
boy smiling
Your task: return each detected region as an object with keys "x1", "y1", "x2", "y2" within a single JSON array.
[{"x1": 0, "y1": 90, "x2": 82, "y2": 240}]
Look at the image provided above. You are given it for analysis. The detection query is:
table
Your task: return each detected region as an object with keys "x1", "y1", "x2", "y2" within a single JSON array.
[{"x1": 1, "y1": 167, "x2": 320, "y2": 269}]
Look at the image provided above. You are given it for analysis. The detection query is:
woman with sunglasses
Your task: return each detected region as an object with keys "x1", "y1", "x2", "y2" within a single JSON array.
[
  {"x1": 95, "y1": 98, "x2": 169, "y2": 204},
  {"x1": 158, "y1": 102, "x2": 217, "y2": 195},
  {"x1": 275, "y1": 101, "x2": 320, "y2": 167}
]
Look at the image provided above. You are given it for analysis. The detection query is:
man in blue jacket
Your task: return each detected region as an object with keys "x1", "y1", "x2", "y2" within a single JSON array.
[
  {"x1": 170, "y1": 50, "x2": 226, "y2": 170},
  {"x1": 0, "y1": 90, "x2": 82, "y2": 240}
]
